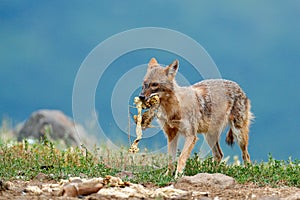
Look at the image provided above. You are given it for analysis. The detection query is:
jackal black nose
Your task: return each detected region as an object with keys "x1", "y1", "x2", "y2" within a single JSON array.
[{"x1": 139, "y1": 94, "x2": 145, "y2": 100}]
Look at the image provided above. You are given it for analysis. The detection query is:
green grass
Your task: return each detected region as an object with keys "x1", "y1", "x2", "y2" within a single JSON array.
[
  {"x1": 0, "y1": 138, "x2": 299, "y2": 188},
  {"x1": 184, "y1": 153, "x2": 300, "y2": 187}
]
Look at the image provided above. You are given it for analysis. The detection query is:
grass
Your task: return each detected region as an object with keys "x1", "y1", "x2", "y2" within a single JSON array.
[
  {"x1": 0, "y1": 136, "x2": 299, "y2": 188},
  {"x1": 185, "y1": 153, "x2": 300, "y2": 187}
]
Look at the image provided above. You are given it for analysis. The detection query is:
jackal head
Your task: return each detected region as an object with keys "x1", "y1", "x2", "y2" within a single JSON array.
[{"x1": 139, "y1": 58, "x2": 179, "y2": 101}]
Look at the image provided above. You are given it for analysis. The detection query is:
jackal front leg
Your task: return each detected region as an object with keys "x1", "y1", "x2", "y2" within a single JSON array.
[
  {"x1": 175, "y1": 135, "x2": 198, "y2": 178},
  {"x1": 165, "y1": 133, "x2": 179, "y2": 176}
]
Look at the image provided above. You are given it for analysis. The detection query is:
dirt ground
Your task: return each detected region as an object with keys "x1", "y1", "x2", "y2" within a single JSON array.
[
  {"x1": 174, "y1": 181, "x2": 300, "y2": 200},
  {"x1": 1, "y1": 179, "x2": 299, "y2": 200}
]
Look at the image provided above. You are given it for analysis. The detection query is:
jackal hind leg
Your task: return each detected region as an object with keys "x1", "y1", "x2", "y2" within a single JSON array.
[
  {"x1": 231, "y1": 123, "x2": 250, "y2": 163},
  {"x1": 230, "y1": 98, "x2": 252, "y2": 163},
  {"x1": 204, "y1": 132, "x2": 223, "y2": 162}
]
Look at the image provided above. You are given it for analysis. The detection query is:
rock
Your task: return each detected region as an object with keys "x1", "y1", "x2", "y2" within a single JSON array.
[
  {"x1": 41, "y1": 183, "x2": 61, "y2": 193},
  {"x1": 284, "y1": 192, "x2": 300, "y2": 200},
  {"x1": 0, "y1": 180, "x2": 10, "y2": 191},
  {"x1": 4, "y1": 181, "x2": 14, "y2": 190},
  {"x1": 61, "y1": 184, "x2": 79, "y2": 197},
  {"x1": 16, "y1": 109, "x2": 85, "y2": 147},
  {"x1": 69, "y1": 177, "x2": 83, "y2": 183},
  {"x1": 97, "y1": 187, "x2": 138, "y2": 199},
  {"x1": 24, "y1": 185, "x2": 42, "y2": 195},
  {"x1": 102, "y1": 175, "x2": 130, "y2": 187},
  {"x1": 96, "y1": 183, "x2": 194, "y2": 199},
  {"x1": 150, "y1": 185, "x2": 191, "y2": 199},
  {"x1": 259, "y1": 197, "x2": 281, "y2": 200},
  {"x1": 62, "y1": 182, "x2": 104, "y2": 198},
  {"x1": 34, "y1": 172, "x2": 49, "y2": 181},
  {"x1": 97, "y1": 184, "x2": 146, "y2": 199},
  {"x1": 177, "y1": 173, "x2": 236, "y2": 189},
  {"x1": 61, "y1": 177, "x2": 105, "y2": 197}
]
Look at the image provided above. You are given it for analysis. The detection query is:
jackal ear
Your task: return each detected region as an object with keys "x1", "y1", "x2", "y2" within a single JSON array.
[
  {"x1": 165, "y1": 59, "x2": 179, "y2": 79},
  {"x1": 148, "y1": 57, "x2": 159, "y2": 70}
]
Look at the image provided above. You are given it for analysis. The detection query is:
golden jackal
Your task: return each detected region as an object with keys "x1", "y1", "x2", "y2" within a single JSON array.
[{"x1": 139, "y1": 58, "x2": 253, "y2": 177}]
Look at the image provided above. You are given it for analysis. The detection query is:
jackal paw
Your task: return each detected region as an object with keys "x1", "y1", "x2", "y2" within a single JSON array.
[
  {"x1": 174, "y1": 170, "x2": 184, "y2": 179},
  {"x1": 165, "y1": 169, "x2": 175, "y2": 176},
  {"x1": 165, "y1": 162, "x2": 175, "y2": 176}
]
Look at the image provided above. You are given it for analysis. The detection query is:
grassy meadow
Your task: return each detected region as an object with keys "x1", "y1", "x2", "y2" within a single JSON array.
[{"x1": 0, "y1": 133, "x2": 299, "y2": 188}]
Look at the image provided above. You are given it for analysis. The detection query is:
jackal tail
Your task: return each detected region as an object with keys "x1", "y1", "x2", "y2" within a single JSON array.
[{"x1": 226, "y1": 98, "x2": 254, "y2": 147}]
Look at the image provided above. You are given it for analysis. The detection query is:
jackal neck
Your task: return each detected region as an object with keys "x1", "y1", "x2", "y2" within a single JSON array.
[{"x1": 159, "y1": 84, "x2": 181, "y2": 123}]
